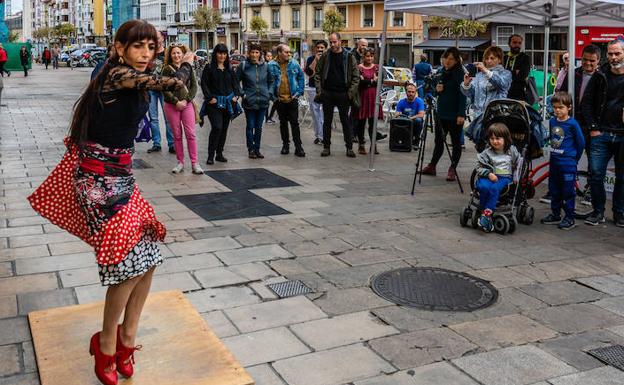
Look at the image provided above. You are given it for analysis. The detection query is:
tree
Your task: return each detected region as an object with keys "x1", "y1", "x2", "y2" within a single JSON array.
[
  {"x1": 32, "y1": 27, "x2": 52, "y2": 42},
  {"x1": 8, "y1": 31, "x2": 20, "y2": 42},
  {"x1": 322, "y1": 9, "x2": 345, "y2": 36},
  {"x1": 249, "y1": 16, "x2": 268, "y2": 42},
  {"x1": 52, "y1": 23, "x2": 76, "y2": 45},
  {"x1": 194, "y1": 5, "x2": 222, "y2": 49},
  {"x1": 429, "y1": 17, "x2": 488, "y2": 47}
]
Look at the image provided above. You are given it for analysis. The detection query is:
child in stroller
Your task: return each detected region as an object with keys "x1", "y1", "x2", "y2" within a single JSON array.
[{"x1": 474, "y1": 123, "x2": 520, "y2": 232}]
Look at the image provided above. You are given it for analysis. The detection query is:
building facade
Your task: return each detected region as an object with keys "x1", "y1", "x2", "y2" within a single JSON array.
[
  {"x1": 140, "y1": 0, "x2": 168, "y2": 32},
  {"x1": 112, "y1": 0, "x2": 139, "y2": 31}
]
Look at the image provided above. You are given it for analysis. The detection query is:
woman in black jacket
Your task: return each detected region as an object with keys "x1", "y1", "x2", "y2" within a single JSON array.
[
  {"x1": 19, "y1": 46, "x2": 30, "y2": 77},
  {"x1": 200, "y1": 44, "x2": 241, "y2": 164},
  {"x1": 421, "y1": 47, "x2": 467, "y2": 181}
]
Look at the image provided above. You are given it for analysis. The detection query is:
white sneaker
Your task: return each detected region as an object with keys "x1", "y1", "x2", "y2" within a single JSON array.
[
  {"x1": 191, "y1": 164, "x2": 204, "y2": 174},
  {"x1": 171, "y1": 163, "x2": 184, "y2": 173}
]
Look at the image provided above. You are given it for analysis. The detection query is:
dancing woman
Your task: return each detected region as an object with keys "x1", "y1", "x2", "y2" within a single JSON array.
[{"x1": 28, "y1": 20, "x2": 192, "y2": 385}]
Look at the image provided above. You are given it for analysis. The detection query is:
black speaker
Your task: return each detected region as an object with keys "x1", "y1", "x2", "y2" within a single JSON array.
[{"x1": 389, "y1": 117, "x2": 413, "y2": 152}]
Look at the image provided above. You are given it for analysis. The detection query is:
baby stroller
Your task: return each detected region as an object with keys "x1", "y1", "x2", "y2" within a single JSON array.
[{"x1": 460, "y1": 99, "x2": 540, "y2": 234}]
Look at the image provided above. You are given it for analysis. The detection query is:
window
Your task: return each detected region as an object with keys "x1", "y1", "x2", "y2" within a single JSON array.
[
  {"x1": 337, "y1": 6, "x2": 347, "y2": 26},
  {"x1": 272, "y1": 9, "x2": 280, "y2": 29},
  {"x1": 497, "y1": 26, "x2": 514, "y2": 47},
  {"x1": 253, "y1": 10, "x2": 260, "y2": 18},
  {"x1": 314, "y1": 7, "x2": 323, "y2": 29},
  {"x1": 292, "y1": 8, "x2": 300, "y2": 29},
  {"x1": 392, "y1": 11, "x2": 404, "y2": 27},
  {"x1": 362, "y1": 4, "x2": 374, "y2": 27},
  {"x1": 161, "y1": 3, "x2": 167, "y2": 20}
]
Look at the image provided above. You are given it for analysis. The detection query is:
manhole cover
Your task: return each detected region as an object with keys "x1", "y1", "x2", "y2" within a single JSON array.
[
  {"x1": 371, "y1": 267, "x2": 498, "y2": 311},
  {"x1": 267, "y1": 280, "x2": 312, "y2": 298},
  {"x1": 588, "y1": 345, "x2": 624, "y2": 371}
]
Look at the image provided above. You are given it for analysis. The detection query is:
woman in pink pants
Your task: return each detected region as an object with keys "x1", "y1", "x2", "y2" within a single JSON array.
[{"x1": 162, "y1": 43, "x2": 203, "y2": 174}]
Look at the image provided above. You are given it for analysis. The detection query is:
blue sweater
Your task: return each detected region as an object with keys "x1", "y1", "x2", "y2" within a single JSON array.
[{"x1": 549, "y1": 117, "x2": 585, "y2": 166}]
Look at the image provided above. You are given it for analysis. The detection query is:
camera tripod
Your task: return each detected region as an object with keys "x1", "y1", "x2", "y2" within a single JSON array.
[{"x1": 411, "y1": 94, "x2": 464, "y2": 195}]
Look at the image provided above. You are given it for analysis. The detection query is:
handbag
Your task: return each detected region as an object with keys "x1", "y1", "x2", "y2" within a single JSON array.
[{"x1": 135, "y1": 115, "x2": 152, "y2": 143}]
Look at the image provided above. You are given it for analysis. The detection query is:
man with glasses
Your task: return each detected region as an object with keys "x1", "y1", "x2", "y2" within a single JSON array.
[
  {"x1": 314, "y1": 32, "x2": 360, "y2": 157},
  {"x1": 268, "y1": 44, "x2": 306, "y2": 157}
]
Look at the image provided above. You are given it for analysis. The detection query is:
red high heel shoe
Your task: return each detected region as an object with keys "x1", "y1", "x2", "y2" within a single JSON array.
[
  {"x1": 116, "y1": 326, "x2": 142, "y2": 378},
  {"x1": 89, "y1": 332, "x2": 118, "y2": 385}
]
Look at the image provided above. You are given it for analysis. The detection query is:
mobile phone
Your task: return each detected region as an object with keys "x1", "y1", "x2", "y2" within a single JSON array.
[{"x1": 466, "y1": 63, "x2": 477, "y2": 77}]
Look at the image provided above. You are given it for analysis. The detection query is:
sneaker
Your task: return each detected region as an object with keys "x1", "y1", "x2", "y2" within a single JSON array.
[
  {"x1": 215, "y1": 154, "x2": 228, "y2": 162},
  {"x1": 266, "y1": 118, "x2": 275, "y2": 124},
  {"x1": 558, "y1": 217, "x2": 577, "y2": 230},
  {"x1": 581, "y1": 191, "x2": 592, "y2": 206},
  {"x1": 255, "y1": 151, "x2": 265, "y2": 159},
  {"x1": 314, "y1": 138, "x2": 323, "y2": 145},
  {"x1": 168, "y1": 147, "x2": 176, "y2": 154},
  {"x1": 346, "y1": 149, "x2": 356, "y2": 158},
  {"x1": 191, "y1": 164, "x2": 204, "y2": 174},
  {"x1": 478, "y1": 214, "x2": 494, "y2": 233},
  {"x1": 541, "y1": 213, "x2": 562, "y2": 225},
  {"x1": 171, "y1": 163, "x2": 184, "y2": 174},
  {"x1": 321, "y1": 148, "x2": 331, "y2": 157},
  {"x1": 615, "y1": 214, "x2": 624, "y2": 228},
  {"x1": 249, "y1": 151, "x2": 257, "y2": 159},
  {"x1": 420, "y1": 164, "x2": 436, "y2": 176},
  {"x1": 539, "y1": 192, "x2": 551, "y2": 204},
  {"x1": 585, "y1": 211, "x2": 606, "y2": 226},
  {"x1": 147, "y1": 145, "x2": 161, "y2": 153},
  {"x1": 280, "y1": 145, "x2": 289, "y2": 155},
  {"x1": 376, "y1": 132, "x2": 388, "y2": 141},
  {"x1": 294, "y1": 148, "x2": 306, "y2": 157},
  {"x1": 206, "y1": 158, "x2": 214, "y2": 165}
]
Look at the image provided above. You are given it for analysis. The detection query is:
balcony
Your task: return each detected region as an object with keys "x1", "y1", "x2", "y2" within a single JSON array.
[
  {"x1": 286, "y1": 0, "x2": 302, "y2": 3},
  {"x1": 268, "y1": 0, "x2": 282, "y2": 4},
  {"x1": 244, "y1": 0, "x2": 265, "y2": 5}
]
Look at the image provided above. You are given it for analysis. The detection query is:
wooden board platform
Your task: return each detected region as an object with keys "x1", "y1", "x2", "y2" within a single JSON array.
[{"x1": 29, "y1": 290, "x2": 254, "y2": 385}]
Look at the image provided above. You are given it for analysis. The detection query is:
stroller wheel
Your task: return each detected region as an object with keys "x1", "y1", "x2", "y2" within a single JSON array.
[
  {"x1": 524, "y1": 207, "x2": 535, "y2": 225},
  {"x1": 493, "y1": 214, "x2": 510, "y2": 234},
  {"x1": 470, "y1": 209, "x2": 480, "y2": 229},
  {"x1": 460, "y1": 207, "x2": 472, "y2": 227},
  {"x1": 508, "y1": 215, "x2": 518, "y2": 234}
]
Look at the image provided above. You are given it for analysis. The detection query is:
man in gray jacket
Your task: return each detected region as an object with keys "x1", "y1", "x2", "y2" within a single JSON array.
[{"x1": 314, "y1": 32, "x2": 360, "y2": 157}]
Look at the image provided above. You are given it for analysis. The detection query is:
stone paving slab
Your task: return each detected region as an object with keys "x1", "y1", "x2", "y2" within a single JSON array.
[
  {"x1": 223, "y1": 327, "x2": 311, "y2": 367},
  {"x1": 17, "y1": 289, "x2": 76, "y2": 315},
  {"x1": 215, "y1": 244, "x2": 292, "y2": 265},
  {"x1": 576, "y1": 275, "x2": 624, "y2": 296},
  {"x1": 14, "y1": 252, "x2": 94, "y2": 275},
  {"x1": 547, "y1": 366, "x2": 624, "y2": 385},
  {"x1": 516, "y1": 281, "x2": 605, "y2": 306},
  {"x1": 225, "y1": 296, "x2": 327, "y2": 333},
  {"x1": 201, "y1": 311, "x2": 239, "y2": 338},
  {"x1": 369, "y1": 327, "x2": 479, "y2": 370},
  {"x1": 244, "y1": 365, "x2": 286, "y2": 385},
  {"x1": 0, "y1": 344, "x2": 20, "y2": 377},
  {"x1": 450, "y1": 314, "x2": 558, "y2": 350},
  {"x1": 538, "y1": 330, "x2": 624, "y2": 371},
  {"x1": 593, "y1": 296, "x2": 624, "y2": 317},
  {"x1": 0, "y1": 317, "x2": 31, "y2": 345},
  {"x1": 289, "y1": 311, "x2": 400, "y2": 351},
  {"x1": 166, "y1": 236, "x2": 241, "y2": 256},
  {"x1": 186, "y1": 287, "x2": 261, "y2": 313},
  {"x1": 272, "y1": 344, "x2": 395, "y2": 385},
  {"x1": 0, "y1": 295, "x2": 18, "y2": 319},
  {"x1": 310, "y1": 287, "x2": 394, "y2": 316},
  {"x1": 354, "y1": 362, "x2": 480, "y2": 385},
  {"x1": 525, "y1": 303, "x2": 624, "y2": 334},
  {"x1": 452, "y1": 345, "x2": 577, "y2": 385},
  {"x1": 0, "y1": 273, "x2": 58, "y2": 296}
]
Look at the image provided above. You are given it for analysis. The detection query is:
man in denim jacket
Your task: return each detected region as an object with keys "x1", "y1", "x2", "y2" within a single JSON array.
[{"x1": 268, "y1": 44, "x2": 306, "y2": 157}]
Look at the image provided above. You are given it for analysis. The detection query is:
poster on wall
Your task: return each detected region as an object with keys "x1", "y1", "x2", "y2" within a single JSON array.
[{"x1": 178, "y1": 33, "x2": 190, "y2": 47}]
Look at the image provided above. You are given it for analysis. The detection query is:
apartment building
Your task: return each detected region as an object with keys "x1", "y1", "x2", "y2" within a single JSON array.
[{"x1": 141, "y1": 0, "x2": 169, "y2": 32}]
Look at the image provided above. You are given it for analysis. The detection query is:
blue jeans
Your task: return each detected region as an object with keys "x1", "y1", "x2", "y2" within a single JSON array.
[
  {"x1": 549, "y1": 162, "x2": 577, "y2": 219},
  {"x1": 415, "y1": 80, "x2": 425, "y2": 99},
  {"x1": 148, "y1": 90, "x2": 174, "y2": 148},
  {"x1": 245, "y1": 108, "x2": 266, "y2": 152},
  {"x1": 589, "y1": 131, "x2": 624, "y2": 216},
  {"x1": 476, "y1": 176, "x2": 512, "y2": 211}
]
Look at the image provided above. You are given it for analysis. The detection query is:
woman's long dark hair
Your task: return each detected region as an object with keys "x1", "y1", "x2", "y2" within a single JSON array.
[
  {"x1": 68, "y1": 20, "x2": 159, "y2": 144},
  {"x1": 210, "y1": 44, "x2": 230, "y2": 70},
  {"x1": 441, "y1": 47, "x2": 463, "y2": 70}
]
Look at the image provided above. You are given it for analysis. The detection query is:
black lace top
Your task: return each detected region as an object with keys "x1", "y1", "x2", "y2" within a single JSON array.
[{"x1": 87, "y1": 64, "x2": 189, "y2": 148}]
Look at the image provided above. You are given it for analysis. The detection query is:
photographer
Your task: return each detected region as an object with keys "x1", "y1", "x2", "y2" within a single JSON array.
[
  {"x1": 461, "y1": 46, "x2": 512, "y2": 145},
  {"x1": 420, "y1": 47, "x2": 467, "y2": 182},
  {"x1": 394, "y1": 83, "x2": 425, "y2": 148}
]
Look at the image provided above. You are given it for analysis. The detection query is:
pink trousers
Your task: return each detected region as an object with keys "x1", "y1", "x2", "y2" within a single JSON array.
[{"x1": 163, "y1": 102, "x2": 198, "y2": 165}]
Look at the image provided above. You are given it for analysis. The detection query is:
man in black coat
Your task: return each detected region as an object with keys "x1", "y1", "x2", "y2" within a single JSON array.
[{"x1": 504, "y1": 34, "x2": 531, "y2": 102}]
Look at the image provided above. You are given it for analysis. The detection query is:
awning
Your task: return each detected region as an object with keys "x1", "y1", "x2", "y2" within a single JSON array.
[{"x1": 413, "y1": 39, "x2": 490, "y2": 50}]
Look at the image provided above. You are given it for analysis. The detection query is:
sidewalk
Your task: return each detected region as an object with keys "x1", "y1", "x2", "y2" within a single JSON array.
[{"x1": 1, "y1": 66, "x2": 624, "y2": 385}]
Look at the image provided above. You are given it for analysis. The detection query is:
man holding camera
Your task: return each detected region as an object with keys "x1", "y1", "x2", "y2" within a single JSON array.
[
  {"x1": 314, "y1": 32, "x2": 360, "y2": 158},
  {"x1": 581, "y1": 38, "x2": 624, "y2": 227},
  {"x1": 394, "y1": 83, "x2": 425, "y2": 149}
]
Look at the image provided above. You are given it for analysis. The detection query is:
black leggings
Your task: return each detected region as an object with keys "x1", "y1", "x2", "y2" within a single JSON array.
[
  {"x1": 206, "y1": 106, "x2": 230, "y2": 158},
  {"x1": 267, "y1": 102, "x2": 278, "y2": 120},
  {"x1": 430, "y1": 118, "x2": 463, "y2": 168},
  {"x1": 355, "y1": 118, "x2": 374, "y2": 145}
]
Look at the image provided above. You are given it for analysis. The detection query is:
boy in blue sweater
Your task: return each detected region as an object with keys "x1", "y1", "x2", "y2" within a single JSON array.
[{"x1": 541, "y1": 91, "x2": 586, "y2": 229}]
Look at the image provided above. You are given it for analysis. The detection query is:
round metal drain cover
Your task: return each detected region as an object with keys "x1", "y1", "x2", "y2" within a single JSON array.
[{"x1": 371, "y1": 267, "x2": 498, "y2": 311}]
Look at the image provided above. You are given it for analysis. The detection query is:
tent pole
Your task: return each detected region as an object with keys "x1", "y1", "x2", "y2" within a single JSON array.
[
  {"x1": 542, "y1": 21, "x2": 550, "y2": 121},
  {"x1": 369, "y1": 10, "x2": 389, "y2": 171},
  {"x1": 568, "y1": 0, "x2": 576, "y2": 113}
]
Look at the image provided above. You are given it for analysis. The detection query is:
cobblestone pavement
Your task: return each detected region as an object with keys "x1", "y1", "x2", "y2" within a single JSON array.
[{"x1": 1, "y1": 66, "x2": 624, "y2": 385}]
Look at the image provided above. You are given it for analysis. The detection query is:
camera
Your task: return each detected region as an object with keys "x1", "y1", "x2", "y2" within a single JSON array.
[
  {"x1": 465, "y1": 63, "x2": 478, "y2": 77},
  {"x1": 423, "y1": 73, "x2": 441, "y2": 95}
]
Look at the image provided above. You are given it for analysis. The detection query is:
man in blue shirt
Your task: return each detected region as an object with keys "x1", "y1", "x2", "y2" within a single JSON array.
[
  {"x1": 412, "y1": 55, "x2": 432, "y2": 98},
  {"x1": 395, "y1": 83, "x2": 425, "y2": 148}
]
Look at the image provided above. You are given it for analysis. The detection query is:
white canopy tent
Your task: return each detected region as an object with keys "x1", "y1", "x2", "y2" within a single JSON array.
[{"x1": 369, "y1": 0, "x2": 624, "y2": 170}]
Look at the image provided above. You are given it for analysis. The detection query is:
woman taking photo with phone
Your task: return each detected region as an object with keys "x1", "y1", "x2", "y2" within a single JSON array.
[
  {"x1": 420, "y1": 47, "x2": 467, "y2": 181},
  {"x1": 28, "y1": 20, "x2": 193, "y2": 385}
]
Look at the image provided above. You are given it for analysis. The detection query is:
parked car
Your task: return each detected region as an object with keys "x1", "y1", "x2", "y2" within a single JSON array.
[{"x1": 230, "y1": 54, "x2": 245, "y2": 69}]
